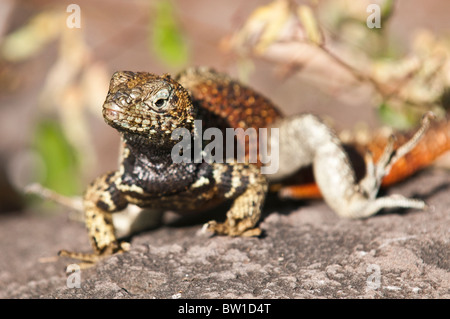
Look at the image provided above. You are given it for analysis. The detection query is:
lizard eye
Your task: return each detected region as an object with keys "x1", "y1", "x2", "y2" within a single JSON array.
[
  {"x1": 154, "y1": 98, "x2": 166, "y2": 108},
  {"x1": 151, "y1": 88, "x2": 170, "y2": 111}
]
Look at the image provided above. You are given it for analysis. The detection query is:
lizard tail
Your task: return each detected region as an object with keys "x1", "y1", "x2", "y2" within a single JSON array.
[
  {"x1": 372, "y1": 115, "x2": 450, "y2": 186},
  {"x1": 278, "y1": 115, "x2": 450, "y2": 199}
]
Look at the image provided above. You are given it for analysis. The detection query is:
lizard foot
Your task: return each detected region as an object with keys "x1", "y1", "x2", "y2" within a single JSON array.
[
  {"x1": 360, "y1": 112, "x2": 435, "y2": 195},
  {"x1": 203, "y1": 163, "x2": 267, "y2": 237},
  {"x1": 58, "y1": 241, "x2": 130, "y2": 266},
  {"x1": 342, "y1": 112, "x2": 434, "y2": 218},
  {"x1": 203, "y1": 220, "x2": 262, "y2": 237}
]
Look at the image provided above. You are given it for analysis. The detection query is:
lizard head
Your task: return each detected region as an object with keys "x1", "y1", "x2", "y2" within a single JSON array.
[{"x1": 102, "y1": 71, "x2": 196, "y2": 146}]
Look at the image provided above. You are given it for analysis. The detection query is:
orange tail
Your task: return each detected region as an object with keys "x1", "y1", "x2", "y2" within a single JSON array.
[
  {"x1": 373, "y1": 116, "x2": 450, "y2": 186},
  {"x1": 279, "y1": 116, "x2": 450, "y2": 199}
]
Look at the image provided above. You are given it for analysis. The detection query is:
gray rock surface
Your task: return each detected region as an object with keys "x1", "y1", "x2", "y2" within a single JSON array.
[{"x1": 0, "y1": 169, "x2": 449, "y2": 299}]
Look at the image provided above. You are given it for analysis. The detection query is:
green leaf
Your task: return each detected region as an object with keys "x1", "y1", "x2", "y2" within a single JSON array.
[
  {"x1": 380, "y1": 0, "x2": 395, "y2": 21},
  {"x1": 0, "y1": 10, "x2": 62, "y2": 62},
  {"x1": 33, "y1": 119, "x2": 81, "y2": 196},
  {"x1": 150, "y1": 0, "x2": 189, "y2": 68},
  {"x1": 377, "y1": 103, "x2": 418, "y2": 130}
]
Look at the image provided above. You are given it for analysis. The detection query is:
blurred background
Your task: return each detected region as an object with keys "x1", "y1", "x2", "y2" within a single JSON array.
[{"x1": 1, "y1": 0, "x2": 450, "y2": 214}]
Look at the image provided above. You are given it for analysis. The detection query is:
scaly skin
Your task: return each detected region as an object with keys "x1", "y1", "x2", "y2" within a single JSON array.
[
  {"x1": 279, "y1": 116, "x2": 450, "y2": 199},
  {"x1": 59, "y1": 67, "x2": 446, "y2": 263},
  {"x1": 60, "y1": 70, "x2": 268, "y2": 263}
]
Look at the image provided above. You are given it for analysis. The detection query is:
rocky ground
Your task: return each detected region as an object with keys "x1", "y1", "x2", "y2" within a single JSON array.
[{"x1": 0, "y1": 168, "x2": 449, "y2": 299}]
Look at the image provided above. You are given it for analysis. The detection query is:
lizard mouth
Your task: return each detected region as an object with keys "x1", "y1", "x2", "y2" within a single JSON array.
[{"x1": 103, "y1": 102, "x2": 123, "y2": 121}]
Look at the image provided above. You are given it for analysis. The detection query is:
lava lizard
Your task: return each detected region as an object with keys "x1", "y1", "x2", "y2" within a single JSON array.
[{"x1": 58, "y1": 67, "x2": 448, "y2": 263}]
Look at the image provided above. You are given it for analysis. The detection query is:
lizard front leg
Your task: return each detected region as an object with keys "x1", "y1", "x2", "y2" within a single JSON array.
[
  {"x1": 59, "y1": 171, "x2": 129, "y2": 263},
  {"x1": 205, "y1": 163, "x2": 268, "y2": 237},
  {"x1": 269, "y1": 112, "x2": 433, "y2": 219}
]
